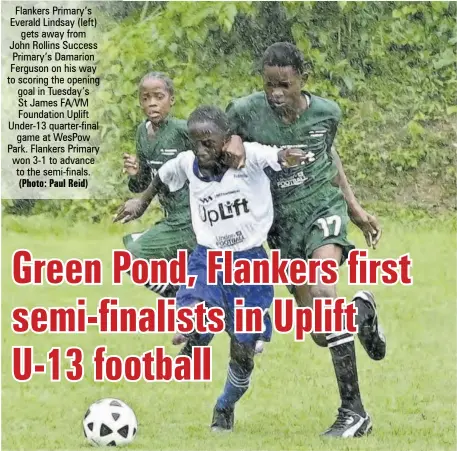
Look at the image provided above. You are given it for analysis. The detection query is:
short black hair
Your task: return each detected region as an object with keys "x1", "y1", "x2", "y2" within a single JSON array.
[
  {"x1": 188, "y1": 105, "x2": 231, "y2": 136},
  {"x1": 262, "y1": 42, "x2": 306, "y2": 75},
  {"x1": 139, "y1": 71, "x2": 174, "y2": 96}
]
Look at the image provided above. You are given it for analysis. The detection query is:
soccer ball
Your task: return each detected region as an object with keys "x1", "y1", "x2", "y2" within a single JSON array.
[{"x1": 82, "y1": 398, "x2": 138, "y2": 447}]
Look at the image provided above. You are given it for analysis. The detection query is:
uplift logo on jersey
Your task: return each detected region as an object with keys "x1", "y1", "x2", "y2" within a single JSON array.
[
  {"x1": 199, "y1": 198, "x2": 250, "y2": 226},
  {"x1": 216, "y1": 231, "x2": 245, "y2": 247},
  {"x1": 199, "y1": 196, "x2": 213, "y2": 204}
]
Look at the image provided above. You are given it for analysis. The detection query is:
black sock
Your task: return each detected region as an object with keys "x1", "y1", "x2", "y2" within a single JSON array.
[{"x1": 326, "y1": 332, "x2": 365, "y2": 416}]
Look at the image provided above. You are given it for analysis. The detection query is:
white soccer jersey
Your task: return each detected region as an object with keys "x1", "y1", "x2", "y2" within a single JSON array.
[{"x1": 158, "y1": 142, "x2": 282, "y2": 251}]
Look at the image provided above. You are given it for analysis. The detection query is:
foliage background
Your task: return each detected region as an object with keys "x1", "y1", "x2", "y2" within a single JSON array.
[{"x1": 4, "y1": 1, "x2": 456, "y2": 222}]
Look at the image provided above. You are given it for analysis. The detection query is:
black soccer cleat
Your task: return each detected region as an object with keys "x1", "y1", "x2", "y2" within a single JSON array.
[
  {"x1": 210, "y1": 406, "x2": 234, "y2": 432},
  {"x1": 353, "y1": 290, "x2": 386, "y2": 361},
  {"x1": 321, "y1": 408, "x2": 372, "y2": 438}
]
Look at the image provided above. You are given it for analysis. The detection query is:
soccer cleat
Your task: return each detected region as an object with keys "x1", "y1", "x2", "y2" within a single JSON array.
[
  {"x1": 210, "y1": 406, "x2": 234, "y2": 432},
  {"x1": 353, "y1": 291, "x2": 386, "y2": 361},
  {"x1": 321, "y1": 408, "x2": 372, "y2": 438}
]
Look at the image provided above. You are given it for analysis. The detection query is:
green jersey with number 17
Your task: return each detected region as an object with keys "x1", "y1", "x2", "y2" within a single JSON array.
[{"x1": 227, "y1": 91, "x2": 341, "y2": 211}]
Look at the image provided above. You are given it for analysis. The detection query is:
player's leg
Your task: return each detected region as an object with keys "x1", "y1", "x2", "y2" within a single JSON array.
[
  {"x1": 123, "y1": 220, "x2": 196, "y2": 297},
  {"x1": 211, "y1": 249, "x2": 274, "y2": 431},
  {"x1": 211, "y1": 338, "x2": 256, "y2": 432},
  {"x1": 301, "y1": 188, "x2": 384, "y2": 437},
  {"x1": 303, "y1": 190, "x2": 386, "y2": 361},
  {"x1": 299, "y1": 244, "x2": 372, "y2": 437},
  {"x1": 293, "y1": 284, "x2": 327, "y2": 346},
  {"x1": 172, "y1": 244, "x2": 224, "y2": 355},
  {"x1": 293, "y1": 284, "x2": 385, "y2": 356}
]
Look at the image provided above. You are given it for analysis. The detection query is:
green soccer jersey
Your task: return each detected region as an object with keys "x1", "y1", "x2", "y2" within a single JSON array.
[
  {"x1": 128, "y1": 117, "x2": 192, "y2": 225},
  {"x1": 227, "y1": 91, "x2": 341, "y2": 215}
]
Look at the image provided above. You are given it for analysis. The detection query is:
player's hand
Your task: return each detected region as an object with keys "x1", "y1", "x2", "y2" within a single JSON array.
[
  {"x1": 349, "y1": 207, "x2": 382, "y2": 249},
  {"x1": 113, "y1": 198, "x2": 148, "y2": 224},
  {"x1": 123, "y1": 153, "x2": 139, "y2": 176},
  {"x1": 279, "y1": 148, "x2": 314, "y2": 168},
  {"x1": 223, "y1": 135, "x2": 246, "y2": 169}
]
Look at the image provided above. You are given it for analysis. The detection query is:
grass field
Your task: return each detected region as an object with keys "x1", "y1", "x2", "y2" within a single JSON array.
[{"x1": 2, "y1": 215, "x2": 456, "y2": 451}]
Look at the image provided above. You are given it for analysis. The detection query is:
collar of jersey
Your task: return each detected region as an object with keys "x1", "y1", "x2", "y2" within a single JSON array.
[
  {"x1": 193, "y1": 158, "x2": 227, "y2": 183},
  {"x1": 146, "y1": 116, "x2": 170, "y2": 131},
  {"x1": 265, "y1": 91, "x2": 313, "y2": 125}
]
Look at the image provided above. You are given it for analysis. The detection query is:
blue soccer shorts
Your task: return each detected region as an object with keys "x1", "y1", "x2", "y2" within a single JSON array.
[{"x1": 176, "y1": 245, "x2": 274, "y2": 345}]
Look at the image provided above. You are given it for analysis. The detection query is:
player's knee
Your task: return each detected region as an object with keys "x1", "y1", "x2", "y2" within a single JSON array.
[
  {"x1": 293, "y1": 285, "x2": 312, "y2": 308},
  {"x1": 231, "y1": 354, "x2": 254, "y2": 373},
  {"x1": 309, "y1": 284, "x2": 335, "y2": 301},
  {"x1": 311, "y1": 332, "x2": 328, "y2": 348},
  {"x1": 230, "y1": 341, "x2": 255, "y2": 370}
]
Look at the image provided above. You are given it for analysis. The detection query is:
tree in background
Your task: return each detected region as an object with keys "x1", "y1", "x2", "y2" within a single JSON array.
[{"x1": 7, "y1": 2, "x2": 454, "y2": 221}]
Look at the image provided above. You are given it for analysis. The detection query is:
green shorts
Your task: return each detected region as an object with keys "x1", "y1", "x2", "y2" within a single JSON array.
[
  {"x1": 267, "y1": 183, "x2": 355, "y2": 266},
  {"x1": 123, "y1": 219, "x2": 197, "y2": 261}
]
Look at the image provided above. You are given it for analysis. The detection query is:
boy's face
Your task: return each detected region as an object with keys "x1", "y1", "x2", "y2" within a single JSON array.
[
  {"x1": 189, "y1": 121, "x2": 228, "y2": 170},
  {"x1": 263, "y1": 65, "x2": 303, "y2": 114},
  {"x1": 139, "y1": 78, "x2": 174, "y2": 125}
]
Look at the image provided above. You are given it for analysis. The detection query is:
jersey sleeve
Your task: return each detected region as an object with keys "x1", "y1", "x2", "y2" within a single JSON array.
[
  {"x1": 158, "y1": 151, "x2": 192, "y2": 192},
  {"x1": 128, "y1": 123, "x2": 152, "y2": 193},
  {"x1": 176, "y1": 121, "x2": 194, "y2": 152},
  {"x1": 245, "y1": 142, "x2": 282, "y2": 172}
]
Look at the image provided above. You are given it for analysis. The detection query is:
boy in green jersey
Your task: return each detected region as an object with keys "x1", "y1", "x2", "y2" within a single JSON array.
[
  {"x1": 122, "y1": 72, "x2": 197, "y2": 296},
  {"x1": 181, "y1": 43, "x2": 386, "y2": 438},
  {"x1": 121, "y1": 72, "x2": 245, "y2": 297}
]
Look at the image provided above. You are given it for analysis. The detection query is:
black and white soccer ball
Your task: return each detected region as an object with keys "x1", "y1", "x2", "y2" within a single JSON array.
[{"x1": 83, "y1": 398, "x2": 138, "y2": 447}]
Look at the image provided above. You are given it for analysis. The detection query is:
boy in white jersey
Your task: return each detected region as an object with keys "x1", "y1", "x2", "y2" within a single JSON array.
[{"x1": 114, "y1": 105, "x2": 311, "y2": 432}]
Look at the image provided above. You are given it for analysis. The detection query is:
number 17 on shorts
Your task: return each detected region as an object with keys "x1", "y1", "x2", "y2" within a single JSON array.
[{"x1": 316, "y1": 215, "x2": 342, "y2": 238}]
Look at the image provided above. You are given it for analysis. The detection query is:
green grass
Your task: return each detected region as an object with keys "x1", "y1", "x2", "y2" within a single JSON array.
[{"x1": 2, "y1": 216, "x2": 456, "y2": 451}]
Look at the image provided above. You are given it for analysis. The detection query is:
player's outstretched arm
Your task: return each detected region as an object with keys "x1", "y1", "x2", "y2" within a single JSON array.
[
  {"x1": 331, "y1": 146, "x2": 382, "y2": 249},
  {"x1": 113, "y1": 174, "x2": 166, "y2": 224}
]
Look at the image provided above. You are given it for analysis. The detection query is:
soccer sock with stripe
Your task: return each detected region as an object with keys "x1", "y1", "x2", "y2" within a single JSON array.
[
  {"x1": 216, "y1": 357, "x2": 254, "y2": 410},
  {"x1": 327, "y1": 331, "x2": 365, "y2": 416}
]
